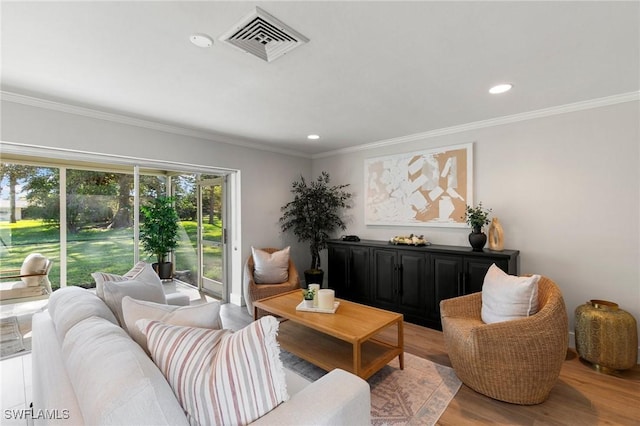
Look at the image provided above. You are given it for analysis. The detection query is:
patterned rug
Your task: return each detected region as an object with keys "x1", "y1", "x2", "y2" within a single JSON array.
[{"x1": 280, "y1": 351, "x2": 462, "y2": 425}]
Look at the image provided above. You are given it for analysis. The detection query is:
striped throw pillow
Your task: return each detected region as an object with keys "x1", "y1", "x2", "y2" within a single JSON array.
[{"x1": 138, "y1": 316, "x2": 289, "y2": 425}]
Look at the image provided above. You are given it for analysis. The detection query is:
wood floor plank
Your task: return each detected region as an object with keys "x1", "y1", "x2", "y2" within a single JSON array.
[{"x1": 220, "y1": 303, "x2": 640, "y2": 425}]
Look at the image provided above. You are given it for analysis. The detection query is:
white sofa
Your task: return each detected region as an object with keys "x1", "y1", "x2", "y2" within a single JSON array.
[{"x1": 31, "y1": 287, "x2": 371, "y2": 425}]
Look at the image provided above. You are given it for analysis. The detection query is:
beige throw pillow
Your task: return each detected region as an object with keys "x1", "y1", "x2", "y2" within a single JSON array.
[
  {"x1": 102, "y1": 279, "x2": 167, "y2": 331},
  {"x1": 252, "y1": 246, "x2": 290, "y2": 283},
  {"x1": 122, "y1": 296, "x2": 222, "y2": 354},
  {"x1": 481, "y1": 264, "x2": 540, "y2": 324},
  {"x1": 138, "y1": 316, "x2": 288, "y2": 426},
  {"x1": 92, "y1": 261, "x2": 162, "y2": 299}
]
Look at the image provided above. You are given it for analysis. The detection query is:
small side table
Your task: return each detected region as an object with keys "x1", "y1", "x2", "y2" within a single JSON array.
[{"x1": 575, "y1": 300, "x2": 638, "y2": 372}]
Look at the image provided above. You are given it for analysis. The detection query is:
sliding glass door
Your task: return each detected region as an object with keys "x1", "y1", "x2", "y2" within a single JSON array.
[{"x1": 197, "y1": 176, "x2": 226, "y2": 300}]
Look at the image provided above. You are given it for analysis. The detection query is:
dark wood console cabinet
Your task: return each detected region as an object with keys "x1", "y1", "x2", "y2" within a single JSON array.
[{"x1": 327, "y1": 239, "x2": 519, "y2": 329}]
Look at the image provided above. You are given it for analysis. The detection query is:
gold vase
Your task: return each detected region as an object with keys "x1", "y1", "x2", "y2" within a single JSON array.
[
  {"x1": 575, "y1": 300, "x2": 638, "y2": 372},
  {"x1": 487, "y1": 217, "x2": 504, "y2": 251}
]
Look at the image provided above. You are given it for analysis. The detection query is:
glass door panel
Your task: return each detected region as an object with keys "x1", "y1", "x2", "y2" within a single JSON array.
[{"x1": 198, "y1": 176, "x2": 225, "y2": 300}]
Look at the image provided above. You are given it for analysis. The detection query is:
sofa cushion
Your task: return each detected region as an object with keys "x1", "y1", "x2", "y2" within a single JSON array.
[
  {"x1": 481, "y1": 264, "x2": 540, "y2": 324},
  {"x1": 252, "y1": 246, "x2": 290, "y2": 283},
  {"x1": 139, "y1": 315, "x2": 288, "y2": 425},
  {"x1": 48, "y1": 286, "x2": 118, "y2": 342},
  {"x1": 92, "y1": 261, "x2": 162, "y2": 299},
  {"x1": 62, "y1": 316, "x2": 188, "y2": 426},
  {"x1": 20, "y1": 253, "x2": 48, "y2": 287},
  {"x1": 103, "y1": 279, "x2": 167, "y2": 332},
  {"x1": 122, "y1": 296, "x2": 222, "y2": 354}
]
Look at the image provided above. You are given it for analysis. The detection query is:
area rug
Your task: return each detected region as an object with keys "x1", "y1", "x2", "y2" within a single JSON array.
[
  {"x1": 1, "y1": 316, "x2": 27, "y2": 359},
  {"x1": 280, "y1": 351, "x2": 462, "y2": 425}
]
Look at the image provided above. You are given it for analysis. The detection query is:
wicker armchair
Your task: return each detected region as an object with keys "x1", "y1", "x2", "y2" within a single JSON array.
[
  {"x1": 440, "y1": 276, "x2": 568, "y2": 405},
  {"x1": 243, "y1": 248, "x2": 300, "y2": 319}
]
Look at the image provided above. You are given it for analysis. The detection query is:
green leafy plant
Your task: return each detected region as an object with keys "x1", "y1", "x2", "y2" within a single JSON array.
[
  {"x1": 463, "y1": 202, "x2": 492, "y2": 230},
  {"x1": 140, "y1": 196, "x2": 180, "y2": 265},
  {"x1": 280, "y1": 172, "x2": 352, "y2": 272},
  {"x1": 302, "y1": 287, "x2": 316, "y2": 300}
]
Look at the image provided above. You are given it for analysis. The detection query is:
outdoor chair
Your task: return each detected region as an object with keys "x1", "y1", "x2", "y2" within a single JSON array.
[
  {"x1": 0, "y1": 253, "x2": 53, "y2": 304},
  {"x1": 440, "y1": 276, "x2": 568, "y2": 405}
]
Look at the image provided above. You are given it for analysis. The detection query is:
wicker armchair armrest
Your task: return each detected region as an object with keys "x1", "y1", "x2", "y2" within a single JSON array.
[{"x1": 440, "y1": 292, "x2": 482, "y2": 319}]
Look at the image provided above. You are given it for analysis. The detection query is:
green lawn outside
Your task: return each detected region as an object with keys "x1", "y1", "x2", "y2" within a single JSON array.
[{"x1": 1, "y1": 219, "x2": 222, "y2": 290}]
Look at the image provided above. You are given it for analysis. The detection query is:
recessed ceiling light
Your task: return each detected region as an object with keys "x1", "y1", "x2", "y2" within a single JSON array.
[
  {"x1": 489, "y1": 83, "x2": 513, "y2": 94},
  {"x1": 307, "y1": 134, "x2": 320, "y2": 140},
  {"x1": 190, "y1": 33, "x2": 213, "y2": 48}
]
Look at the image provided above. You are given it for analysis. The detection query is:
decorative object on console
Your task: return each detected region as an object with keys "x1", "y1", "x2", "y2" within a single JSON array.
[
  {"x1": 463, "y1": 202, "x2": 492, "y2": 251},
  {"x1": 389, "y1": 234, "x2": 430, "y2": 246},
  {"x1": 574, "y1": 300, "x2": 638, "y2": 372},
  {"x1": 139, "y1": 196, "x2": 180, "y2": 279},
  {"x1": 280, "y1": 171, "x2": 352, "y2": 287},
  {"x1": 487, "y1": 217, "x2": 504, "y2": 251},
  {"x1": 364, "y1": 143, "x2": 473, "y2": 227}
]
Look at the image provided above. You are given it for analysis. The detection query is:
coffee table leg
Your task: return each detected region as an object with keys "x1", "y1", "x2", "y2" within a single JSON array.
[
  {"x1": 398, "y1": 319, "x2": 404, "y2": 370},
  {"x1": 353, "y1": 342, "x2": 361, "y2": 377}
]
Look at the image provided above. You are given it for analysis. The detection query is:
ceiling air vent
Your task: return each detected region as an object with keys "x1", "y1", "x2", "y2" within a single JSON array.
[{"x1": 220, "y1": 7, "x2": 309, "y2": 62}]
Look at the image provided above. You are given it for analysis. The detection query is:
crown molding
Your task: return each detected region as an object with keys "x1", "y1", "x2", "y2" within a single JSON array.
[
  {"x1": 312, "y1": 91, "x2": 640, "y2": 159},
  {"x1": 0, "y1": 91, "x2": 311, "y2": 159}
]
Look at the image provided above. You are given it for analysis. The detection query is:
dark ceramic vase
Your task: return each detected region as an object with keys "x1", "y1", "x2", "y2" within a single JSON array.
[{"x1": 468, "y1": 227, "x2": 487, "y2": 251}]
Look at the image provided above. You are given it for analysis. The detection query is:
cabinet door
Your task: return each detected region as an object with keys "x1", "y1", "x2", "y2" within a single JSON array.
[
  {"x1": 349, "y1": 246, "x2": 370, "y2": 302},
  {"x1": 463, "y1": 258, "x2": 509, "y2": 294},
  {"x1": 397, "y1": 251, "x2": 429, "y2": 318},
  {"x1": 328, "y1": 245, "x2": 350, "y2": 298},
  {"x1": 371, "y1": 249, "x2": 397, "y2": 310},
  {"x1": 431, "y1": 254, "x2": 463, "y2": 320}
]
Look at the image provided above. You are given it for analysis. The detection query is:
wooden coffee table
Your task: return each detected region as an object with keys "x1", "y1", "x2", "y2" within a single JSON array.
[{"x1": 253, "y1": 290, "x2": 403, "y2": 380}]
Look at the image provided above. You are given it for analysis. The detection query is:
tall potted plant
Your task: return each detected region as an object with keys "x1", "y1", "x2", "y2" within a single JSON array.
[
  {"x1": 280, "y1": 172, "x2": 352, "y2": 286},
  {"x1": 140, "y1": 196, "x2": 180, "y2": 279}
]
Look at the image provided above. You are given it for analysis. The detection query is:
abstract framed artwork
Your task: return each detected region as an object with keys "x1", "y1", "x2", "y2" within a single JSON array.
[{"x1": 364, "y1": 142, "x2": 473, "y2": 227}]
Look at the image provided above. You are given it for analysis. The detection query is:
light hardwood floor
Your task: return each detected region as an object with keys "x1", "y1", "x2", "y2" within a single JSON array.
[{"x1": 222, "y1": 302, "x2": 640, "y2": 425}]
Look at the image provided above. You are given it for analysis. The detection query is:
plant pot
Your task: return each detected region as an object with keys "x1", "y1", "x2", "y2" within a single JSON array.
[
  {"x1": 153, "y1": 262, "x2": 173, "y2": 280},
  {"x1": 304, "y1": 269, "x2": 324, "y2": 287},
  {"x1": 302, "y1": 299, "x2": 314, "y2": 308},
  {"x1": 468, "y1": 227, "x2": 487, "y2": 251}
]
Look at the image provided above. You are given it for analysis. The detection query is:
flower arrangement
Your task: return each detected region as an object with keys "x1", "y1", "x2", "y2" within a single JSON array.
[{"x1": 463, "y1": 202, "x2": 492, "y2": 230}]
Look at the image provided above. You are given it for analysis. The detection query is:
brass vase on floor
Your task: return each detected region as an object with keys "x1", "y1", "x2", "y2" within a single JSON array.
[{"x1": 574, "y1": 300, "x2": 638, "y2": 373}]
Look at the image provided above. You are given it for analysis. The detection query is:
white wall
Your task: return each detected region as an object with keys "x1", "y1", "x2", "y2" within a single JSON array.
[
  {"x1": 312, "y1": 101, "x2": 640, "y2": 351},
  {"x1": 0, "y1": 100, "x2": 312, "y2": 306}
]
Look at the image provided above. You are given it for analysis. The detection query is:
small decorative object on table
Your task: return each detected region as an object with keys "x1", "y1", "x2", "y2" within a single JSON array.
[
  {"x1": 575, "y1": 299, "x2": 638, "y2": 373},
  {"x1": 463, "y1": 202, "x2": 492, "y2": 251},
  {"x1": 301, "y1": 288, "x2": 316, "y2": 308},
  {"x1": 487, "y1": 217, "x2": 504, "y2": 251},
  {"x1": 389, "y1": 234, "x2": 430, "y2": 246}
]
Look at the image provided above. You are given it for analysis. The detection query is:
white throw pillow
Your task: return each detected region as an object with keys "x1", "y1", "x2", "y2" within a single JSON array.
[
  {"x1": 102, "y1": 279, "x2": 167, "y2": 331},
  {"x1": 20, "y1": 253, "x2": 48, "y2": 287},
  {"x1": 122, "y1": 296, "x2": 222, "y2": 354},
  {"x1": 481, "y1": 264, "x2": 540, "y2": 324},
  {"x1": 138, "y1": 315, "x2": 288, "y2": 426},
  {"x1": 92, "y1": 261, "x2": 162, "y2": 299},
  {"x1": 252, "y1": 246, "x2": 290, "y2": 283}
]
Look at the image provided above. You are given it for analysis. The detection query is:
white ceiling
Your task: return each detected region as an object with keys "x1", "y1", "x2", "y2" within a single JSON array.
[{"x1": 2, "y1": 1, "x2": 638, "y2": 157}]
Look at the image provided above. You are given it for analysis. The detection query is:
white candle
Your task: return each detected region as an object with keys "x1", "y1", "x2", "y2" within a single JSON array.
[
  {"x1": 308, "y1": 284, "x2": 320, "y2": 307},
  {"x1": 318, "y1": 289, "x2": 335, "y2": 310}
]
